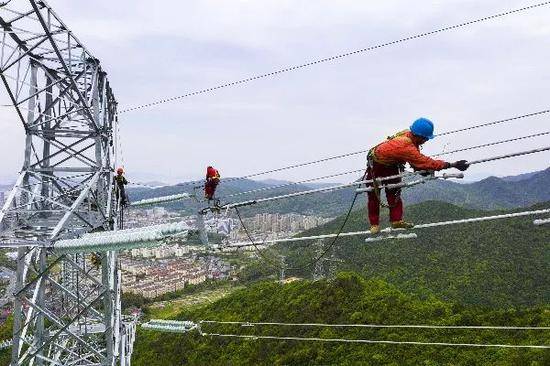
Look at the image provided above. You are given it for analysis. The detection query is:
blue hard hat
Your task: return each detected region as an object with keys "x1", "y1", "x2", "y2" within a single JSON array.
[{"x1": 410, "y1": 118, "x2": 435, "y2": 140}]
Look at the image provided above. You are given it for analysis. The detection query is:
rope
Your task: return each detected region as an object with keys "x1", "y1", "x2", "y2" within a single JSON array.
[
  {"x1": 233, "y1": 193, "x2": 359, "y2": 271},
  {"x1": 292, "y1": 192, "x2": 359, "y2": 270},
  {"x1": 118, "y1": 3, "x2": 550, "y2": 114},
  {"x1": 234, "y1": 207, "x2": 287, "y2": 270}
]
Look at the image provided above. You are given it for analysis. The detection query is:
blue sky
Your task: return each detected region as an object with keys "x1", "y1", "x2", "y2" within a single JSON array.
[{"x1": 0, "y1": 0, "x2": 549, "y2": 184}]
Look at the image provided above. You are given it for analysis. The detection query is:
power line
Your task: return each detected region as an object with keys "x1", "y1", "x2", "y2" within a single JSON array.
[
  {"x1": 221, "y1": 131, "x2": 550, "y2": 201},
  {"x1": 534, "y1": 218, "x2": 550, "y2": 225},
  {"x1": 128, "y1": 129, "x2": 548, "y2": 209},
  {"x1": 118, "y1": 2, "x2": 550, "y2": 114},
  {"x1": 142, "y1": 319, "x2": 550, "y2": 349},
  {"x1": 220, "y1": 111, "x2": 549, "y2": 183},
  {"x1": 225, "y1": 207, "x2": 550, "y2": 248},
  {"x1": 467, "y1": 146, "x2": 550, "y2": 165},
  {"x1": 434, "y1": 130, "x2": 550, "y2": 157},
  {"x1": 199, "y1": 320, "x2": 550, "y2": 330},
  {"x1": 199, "y1": 332, "x2": 550, "y2": 349},
  {"x1": 438, "y1": 110, "x2": 550, "y2": 136},
  {"x1": 222, "y1": 146, "x2": 550, "y2": 210},
  {"x1": 219, "y1": 168, "x2": 365, "y2": 200},
  {"x1": 149, "y1": 108, "x2": 549, "y2": 190},
  {"x1": 176, "y1": 149, "x2": 371, "y2": 189}
]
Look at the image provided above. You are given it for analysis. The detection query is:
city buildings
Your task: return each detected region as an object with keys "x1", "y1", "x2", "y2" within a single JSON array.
[
  {"x1": 118, "y1": 205, "x2": 328, "y2": 299},
  {"x1": 130, "y1": 244, "x2": 190, "y2": 259},
  {"x1": 230, "y1": 213, "x2": 332, "y2": 242},
  {"x1": 120, "y1": 256, "x2": 232, "y2": 299}
]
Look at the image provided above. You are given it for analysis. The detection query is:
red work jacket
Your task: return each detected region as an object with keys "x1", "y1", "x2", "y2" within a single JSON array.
[{"x1": 371, "y1": 131, "x2": 447, "y2": 171}]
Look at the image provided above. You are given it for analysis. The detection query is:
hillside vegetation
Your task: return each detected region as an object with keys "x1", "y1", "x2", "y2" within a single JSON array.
[
  {"x1": 133, "y1": 273, "x2": 550, "y2": 365},
  {"x1": 279, "y1": 201, "x2": 550, "y2": 307}
]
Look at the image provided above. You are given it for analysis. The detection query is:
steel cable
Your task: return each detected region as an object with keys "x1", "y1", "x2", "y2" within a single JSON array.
[
  {"x1": 119, "y1": 2, "x2": 550, "y2": 114},
  {"x1": 144, "y1": 109, "x2": 550, "y2": 190}
]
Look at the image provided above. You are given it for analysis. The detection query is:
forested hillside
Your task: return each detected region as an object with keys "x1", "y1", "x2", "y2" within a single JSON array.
[
  {"x1": 133, "y1": 273, "x2": 550, "y2": 365},
  {"x1": 278, "y1": 201, "x2": 550, "y2": 307}
]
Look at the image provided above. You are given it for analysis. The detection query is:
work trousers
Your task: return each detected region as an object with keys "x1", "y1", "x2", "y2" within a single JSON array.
[
  {"x1": 204, "y1": 179, "x2": 219, "y2": 200},
  {"x1": 115, "y1": 185, "x2": 127, "y2": 206},
  {"x1": 366, "y1": 162, "x2": 403, "y2": 225}
]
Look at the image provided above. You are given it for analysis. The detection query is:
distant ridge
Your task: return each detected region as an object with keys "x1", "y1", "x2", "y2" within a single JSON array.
[
  {"x1": 127, "y1": 167, "x2": 550, "y2": 215},
  {"x1": 501, "y1": 168, "x2": 546, "y2": 182}
]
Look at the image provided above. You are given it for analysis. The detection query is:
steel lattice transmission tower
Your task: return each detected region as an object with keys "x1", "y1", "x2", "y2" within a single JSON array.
[{"x1": 0, "y1": 1, "x2": 135, "y2": 365}]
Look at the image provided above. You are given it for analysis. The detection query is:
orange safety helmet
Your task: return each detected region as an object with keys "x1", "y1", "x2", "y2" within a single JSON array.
[{"x1": 116, "y1": 167, "x2": 124, "y2": 174}]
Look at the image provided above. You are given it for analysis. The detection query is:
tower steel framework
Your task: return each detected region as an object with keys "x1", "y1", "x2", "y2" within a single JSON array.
[{"x1": 0, "y1": 1, "x2": 135, "y2": 365}]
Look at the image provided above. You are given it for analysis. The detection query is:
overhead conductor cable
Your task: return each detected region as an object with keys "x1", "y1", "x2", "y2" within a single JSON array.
[
  {"x1": 197, "y1": 332, "x2": 550, "y2": 349},
  {"x1": 141, "y1": 320, "x2": 550, "y2": 349},
  {"x1": 211, "y1": 111, "x2": 549, "y2": 188},
  {"x1": 119, "y1": 131, "x2": 549, "y2": 208},
  {"x1": 227, "y1": 208, "x2": 550, "y2": 248},
  {"x1": 223, "y1": 147, "x2": 550, "y2": 210},
  {"x1": 119, "y1": 2, "x2": 550, "y2": 113}
]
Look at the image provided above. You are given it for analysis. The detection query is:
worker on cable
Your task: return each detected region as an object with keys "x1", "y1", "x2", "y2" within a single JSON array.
[
  {"x1": 366, "y1": 118, "x2": 469, "y2": 234},
  {"x1": 114, "y1": 167, "x2": 129, "y2": 207},
  {"x1": 204, "y1": 165, "x2": 221, "y2": 201}
]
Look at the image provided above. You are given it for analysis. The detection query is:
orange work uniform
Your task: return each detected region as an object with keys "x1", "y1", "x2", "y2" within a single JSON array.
[{"x1": 366, "y1": 130, "x2": 447, "y2": 225}]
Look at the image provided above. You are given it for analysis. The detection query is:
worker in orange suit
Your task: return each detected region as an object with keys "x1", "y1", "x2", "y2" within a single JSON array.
[
  {"x1": 366, "y1": 118, "x2": 469, "y2": 234},
  {"x1": 114, "y1": 167, "x2": 129, "y2": 207},
  {"x1": 204, "y1": 166, "x2": 221, "y2": 201}
]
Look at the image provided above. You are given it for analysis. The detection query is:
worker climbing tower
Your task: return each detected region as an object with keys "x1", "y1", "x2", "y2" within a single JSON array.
[{"x1": 0, "y1": 1, "x2": 134, "y2": 365}]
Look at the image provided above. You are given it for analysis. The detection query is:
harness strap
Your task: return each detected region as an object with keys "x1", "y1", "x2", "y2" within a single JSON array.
[{"x1": 366, "y1": 130, "x2": 408, "y2": 209}]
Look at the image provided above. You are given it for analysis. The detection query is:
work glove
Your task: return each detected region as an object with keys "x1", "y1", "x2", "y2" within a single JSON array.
[{"x1": 451, "y1": 160, "x2": 470, "y2": 171}]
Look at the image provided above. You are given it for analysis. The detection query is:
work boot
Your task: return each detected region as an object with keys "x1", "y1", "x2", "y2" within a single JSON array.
[
  {"x1": 391, "y1": 220, "x2": 414, "y2": 230},
  {"x1": 369, "y1": 225, "x2": 380, "y2": 235}
]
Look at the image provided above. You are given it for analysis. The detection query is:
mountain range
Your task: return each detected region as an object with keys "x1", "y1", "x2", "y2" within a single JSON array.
[{"x1": 128, "y1": 167, "x2": 550, "y2": 216}]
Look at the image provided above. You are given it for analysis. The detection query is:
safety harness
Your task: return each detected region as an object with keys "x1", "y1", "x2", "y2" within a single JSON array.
[{"x1": 365, "y1": 130, "x2": 410, "y2": 209}]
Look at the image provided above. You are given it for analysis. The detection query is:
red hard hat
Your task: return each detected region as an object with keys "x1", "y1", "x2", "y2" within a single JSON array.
[{"x1": 116, "y1": 167, "x2": 124, "y2": 174}]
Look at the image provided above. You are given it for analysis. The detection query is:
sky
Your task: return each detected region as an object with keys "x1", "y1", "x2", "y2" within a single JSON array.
[{"x1": 0, "y1": 0, "x2": 549, "y2": 184}]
